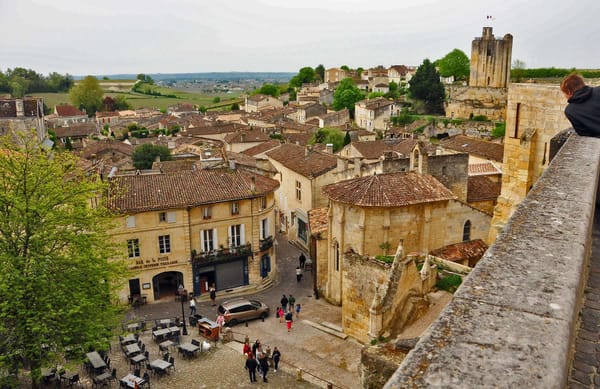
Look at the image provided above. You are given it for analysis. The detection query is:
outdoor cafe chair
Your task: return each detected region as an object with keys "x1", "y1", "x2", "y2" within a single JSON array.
[
  {"x1": 168, "y1": 356, "x2": 175, "y2": 372},
  {"x1": 65, "y1": 373, "x2": 80, "y2": 388},
  {"x1": 143, "y1": 372, "x2": 150, "y2": 387}
]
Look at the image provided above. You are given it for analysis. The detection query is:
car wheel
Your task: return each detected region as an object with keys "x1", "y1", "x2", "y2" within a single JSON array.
[
  {"x1": 228, "y1": 319, "x2": 238, "y2": 326},
  {"x1": 260, "y1": 312, "x2": 267, "y2": 319}
]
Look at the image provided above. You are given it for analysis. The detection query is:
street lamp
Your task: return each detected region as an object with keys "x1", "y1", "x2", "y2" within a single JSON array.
[{"x1": 180, "y1": 292, "x2": 188, "y2": 335}]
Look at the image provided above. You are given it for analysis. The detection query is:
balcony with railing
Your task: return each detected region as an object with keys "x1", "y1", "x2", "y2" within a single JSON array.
[
  {"x1": 259, "y1": 235, "x2": 273, "y2": 251},
  {"x1": 192, "y1": 243, "x2": 252, "y2": 264}
]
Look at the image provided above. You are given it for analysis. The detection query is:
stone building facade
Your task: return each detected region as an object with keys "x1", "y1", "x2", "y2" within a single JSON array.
[
  {"x1": 106, "y1": 168, "x2": 279, "y2": 304},
  {"x1": 0, "y1": 97, "x2": 46, "y2": 141},
  {"x1": 446, "y1": 27, "x2": 512, "y2": 120},
  {"x1": 489, "y1": 83, "x2": 571, "y2": 242}
]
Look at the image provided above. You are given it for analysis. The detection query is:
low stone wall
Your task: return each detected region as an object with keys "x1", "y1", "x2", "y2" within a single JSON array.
[{"x1": 385, "y1": 134, "x2": 600, "y2": 388}]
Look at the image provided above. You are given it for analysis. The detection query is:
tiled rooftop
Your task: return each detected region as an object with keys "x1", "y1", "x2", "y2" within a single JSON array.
[
  {"x1": 467, "y1": 176, "x2": 501, "y2": 202},
  {"x1": 107, "y1": 168, "x2": 280, "y2": 213},
  {"x1": 322, "y1": 172, "x2": 456, "y2": 207},
  {"x1": 266, "y1": 143, "x2": 337, "y2": 178},
  {"x1": 441, "y1": 135, "x2": 504, "y2": 162}
]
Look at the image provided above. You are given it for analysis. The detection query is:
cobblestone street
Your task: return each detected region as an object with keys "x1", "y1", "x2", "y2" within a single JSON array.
[{"x1": 117, "y1": 233, "x2": 363, "y2": 389}]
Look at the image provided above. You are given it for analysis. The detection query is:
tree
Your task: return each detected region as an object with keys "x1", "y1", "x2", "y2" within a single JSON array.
[
  {"x1": 315, "y1": 64, "x2": 325, "y2": 81},
  {"x1": 69, "y1": 76, "x2": 103, "y2": 116},
  {"x1": 512, "y1": 59, "x2": 527, "y2": 82},
  {"x1": 309, "y1": 127, "x2": 346, "y2": 152},
  {"x1": 132, "y1": 143, "x2": 172, "y2": 169},
  {"x1": 343, "y1": 131, "x2": 351, "y2": 146},
  {"x1": 0, "y1": 133, "x2": 126, "y2": 388},
  {"x1": 332, "y1": 78, "x2": 365, "y2": 116},
  {"x1": 231, "y1": 102, "x2": 240, "y2": 110},
  {"x1": 408, "y1": 59, "x2": 446, "y2": 114},
  {"x1": 289, "y1": 67, "x2": 317, "y2": 88},
  {"x1": 212, "y1": 97, "x2": 221, "y2": 104},
  {"x1": 136, "y1": 73, "x2": 154, "y2": 84},
  {"x1": 256, "y1": 84, "x2": 280, "y2": 97},
  {"x1": 436, "y1": 49, "x2": 470, "y2": 81}
]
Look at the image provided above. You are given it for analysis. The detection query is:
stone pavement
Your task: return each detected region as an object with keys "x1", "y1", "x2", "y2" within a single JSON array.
[
  {"x1": 124, "y1": 233, "x2": 363, "y2": 389},
  {"x1": 569, "y1": 210, "x2": 600, "y2": 388}
]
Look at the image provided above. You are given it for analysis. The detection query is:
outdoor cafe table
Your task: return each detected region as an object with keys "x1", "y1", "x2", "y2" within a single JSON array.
[
  {"x1": 121, "y1": 334, "x2": 137, "y2": 345},
  {"x1": 159, "y1": 340, "x2": 175, "y2": 351},
  {"x1": 127, "y1": 322, "x2": 142, "y2": 332},
  {"x1": 168, "y1": 326, "x2": 181, "y2": 336},
  {"x1": 158, "y1": 319, "x2": 175, "y2": 327},
  {"x1": 85, "y1": 351, "x2": 107, "y2": 372},
  {"x1": 130, "y1": 353, "x2": 147, "y2": 367},
  {"x1": 152, "y1": 328, "x2": 170, "y2": 341},
  {"x1": 149, "y1": 359, "x2": 172, "y2": 374},
  {"x1": 120, "y1": 373, "x2": 145, "y2": 388},
  {"x1": 178, "y1": 342, "x2": 200, "y2": 357},
  {"x1": 125, "y1": 343, "x2": 141, "y2": 357}
]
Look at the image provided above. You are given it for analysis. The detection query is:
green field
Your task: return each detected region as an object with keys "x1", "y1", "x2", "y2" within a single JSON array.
[{"x1": 30, "y1": 82, "x2": 242, "y2": 112}]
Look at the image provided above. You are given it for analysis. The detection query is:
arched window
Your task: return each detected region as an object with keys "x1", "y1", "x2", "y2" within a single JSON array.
[{"x1": 463, "y1": 220, "x2": 471, "y2": 241}]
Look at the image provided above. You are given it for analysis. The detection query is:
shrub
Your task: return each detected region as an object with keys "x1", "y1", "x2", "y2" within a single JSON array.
[
  {"x1": 471, "y1": 115, "x2": 489, "y2": 122},
  {"x1": 492, "y1": 122, "x2": 506, "y2": 138},
  {"x1": 375, "y1": 255, "x2": 394, "y2": 263},
  {"x1": 436, "y1": 274, "x2": 462, "y2": 293}
]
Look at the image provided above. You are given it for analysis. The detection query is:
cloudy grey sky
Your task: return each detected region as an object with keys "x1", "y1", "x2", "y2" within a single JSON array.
[{"x1": 1, "y1": 0, "x2": 599, "y2": 76}]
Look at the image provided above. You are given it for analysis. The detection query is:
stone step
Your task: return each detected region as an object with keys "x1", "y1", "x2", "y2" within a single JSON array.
[
  {"x1": 303, "y1": 319, "x2": 348, "y2": 339},
  {"x1": 321, "y1": 321, "x2": 343, "y2": 333}
]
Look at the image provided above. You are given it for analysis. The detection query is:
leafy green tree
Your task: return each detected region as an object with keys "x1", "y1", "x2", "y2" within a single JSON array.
[
  {"x1": 409, "y1": 59, "x2": 445, "y2": 114},
  {"x1": 368, "y1": 91, "x2": 385, "y2": 99},
  {"x1": 289, "y1": 67, "x2": 317, "y2": 88},
  {"x1": 132, "y1": 143, "x2": 173, "y2": 169},
  {"x1": 231, "y1": 102, "x2": 240, "y2": 110},
  {"x1": 64, "y1": 137, "x2": 73, "y2": 150},
  {"x1": 436, "y1": 49, "x2": 470, "y2": 81},
  {"x1": 315, "y1": 64, "x2": 325, "y2": 81},
  {"x1": 309, "y1": 127, "x2": 346, "y2": 152},
  {"x1": 212, "y1": 97, "x2": 221, "y2": 104},
  {"x1": 0, "y1": 133, "x2": 126, "y2": 387},
  {"x1": 199, "y1": 106, "x2": 207, "y2": 113},
  {"x1": 9, "y1": 76, "x2": 30, "y2": 98},
  {"x1": 332, "y1": 78, "x2": 365, "y2": 116},
  {"x1": 356, "y1": 67, "x2": 364, "y2": 77},
  {"x1": 136, "y1": 73, "x2": 154, "y2": 84},
  {"x1": 69, "y1": 76, "x2": 104, "y2": 116},
  {"x1": 340, "y1": 65, "x2": 350, "y2": 72},
  {"x1": 256, "y1": 84, "x2": 280, "y2": 97},
  {"x1": 511, "y1": 59, "x2": 526, "y2": 82}
]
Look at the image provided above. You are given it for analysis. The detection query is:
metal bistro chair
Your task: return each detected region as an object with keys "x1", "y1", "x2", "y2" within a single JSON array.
[
  {"x1": 143, "y1": 372, "x2": 151, "y2": 388},
  {"x1": 168, "y1": 356, "x2": 175, "y2": 372}
]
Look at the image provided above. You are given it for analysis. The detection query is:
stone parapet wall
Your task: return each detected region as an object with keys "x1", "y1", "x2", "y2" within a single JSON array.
[{"x1": 385, "y1": 135, "x2": 600, "y2": 388}]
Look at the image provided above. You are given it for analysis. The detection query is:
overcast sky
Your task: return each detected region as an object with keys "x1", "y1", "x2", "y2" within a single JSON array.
[{"x1": 1, "y1": 0, "x2": 599, "y2": 76}]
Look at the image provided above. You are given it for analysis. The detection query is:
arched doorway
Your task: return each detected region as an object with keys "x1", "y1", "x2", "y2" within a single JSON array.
[{"x1": 152, "y1": 271, "x2": 184, "y2": 301}]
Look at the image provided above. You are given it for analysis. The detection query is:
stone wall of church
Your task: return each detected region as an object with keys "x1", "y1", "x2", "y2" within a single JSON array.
[
  {"x1": 445, "y1": 86, "x2": 507, "y2": 121},
  {"x1": 489, "y1": 83, "x2": 570, "y2": 242}
]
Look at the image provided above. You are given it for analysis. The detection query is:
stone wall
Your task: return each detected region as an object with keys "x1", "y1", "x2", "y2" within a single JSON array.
[
  {"x1": 385, "y1": 135, "x2": 600, "y2": 388},
  {"x1": 445, "y1": 85, "x2": 507, "y2": 121},
  {"x1": 489, "y1": 83, "x2": 571, "y2": 242}
]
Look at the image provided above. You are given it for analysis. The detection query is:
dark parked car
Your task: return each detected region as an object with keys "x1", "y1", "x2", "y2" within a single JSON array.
[{"x1": 217, "y1": 298, "x2": 269, "y2": 326}]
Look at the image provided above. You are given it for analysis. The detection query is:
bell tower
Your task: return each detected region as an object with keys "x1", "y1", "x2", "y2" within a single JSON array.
[{"x1": 469, "y1": 27, "x2": 513, "y2": 88}]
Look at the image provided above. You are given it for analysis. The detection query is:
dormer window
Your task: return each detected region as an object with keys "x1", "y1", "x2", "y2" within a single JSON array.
[
  {"x1": 203, "y1": 206, "x2": 212, "y2": 220},
  {"x1": 231, "y1": 201, "x2": 240, "y2": 215}
]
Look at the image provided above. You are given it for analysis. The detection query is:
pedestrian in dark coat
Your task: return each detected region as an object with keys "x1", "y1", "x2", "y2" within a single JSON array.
[
  {"x1": 252, "y1": 339, "x2": 261, "y2": 358},
  {"x1": 209, "y1": 284, "x2": 216, "y2": 306},
  {"x1": 272, "y1": 347, "x2": 281, "y2": 372},
  {"x1": 285, "y1": 311, "x2": 293, "y2": 332},
  {"x1": 280, "y1": 295, "x2": 288, "y2": 312},
  {"x1": 245, "y1": 354, "x2": 258, "y2": 383},
  {"x1": 299, "y1": 253, "x2": 306, "y2": 269},
  {"x1": 259, "y1": 353, "x2": 269, "y2": 382},
  {"x1": 561, "y1": 73, "x2": 600, "y2": 137},
  {"x1": 288, "y1": 294, "x2": 296, "y2": 312}
]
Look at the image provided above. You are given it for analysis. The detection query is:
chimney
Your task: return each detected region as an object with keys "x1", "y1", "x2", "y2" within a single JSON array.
[
  {"x1": 250, "y1": 176, "x2": 256, "y2": 192},
  {"x1": 325, "y1": 143, "x2": 333, "y2": 153}
]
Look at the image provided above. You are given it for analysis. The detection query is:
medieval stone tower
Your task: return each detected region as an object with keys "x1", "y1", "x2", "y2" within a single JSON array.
[{"x1": 470, "y1": 27, "x2": 513, "y2": 88}]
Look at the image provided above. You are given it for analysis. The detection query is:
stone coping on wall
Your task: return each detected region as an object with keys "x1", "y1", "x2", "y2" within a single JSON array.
[{"x1": 385, "y1": 134, "x2": 600, "y2": 388}]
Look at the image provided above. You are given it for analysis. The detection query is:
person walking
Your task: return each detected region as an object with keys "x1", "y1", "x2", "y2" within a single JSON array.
[
  {"x1": 189, "y1": 297, "x2": 196, "y2": 316},
  {"x1": 295, "y1": 303, "x2": 301, "y2": 318},
  {"x1": 288, "y1": 294, "x2": 296, "y2": 312},
  {"x1": 560, "y1": 73, "x2": 600, "y2": 137},
  {"x1": 299, "y1": 252, "x2": 306, "y2": 269},
  {"x1": 272, "y1": 347, "x2": 281, "y2": 372},
  {"x1": 280, "y1": 295, "x2": 288, "y2": 313},
  {"x1": 277, "y1": 306, "x2": 284, "y2": 323},
  {"x1": 243, "y1": 339, "x2": 252, "y2": 356},
  {"x1": 296, "y1": 266, "x2": 302, "y2": 282},
  {"x1": 285, "y1": 310, "x2": 293, "y2": 332},
  {"x1": 245, "y1": 353, "x2": 258, "y2": 383},
  {"x1": 216, "y1": 312, "x2": 225, "y2": 330},
  {"x1": 259, "y1": 352, "x2": 269, "y2": 382},
  {"x1": 209, "y1": 284, "x2": 217, "y2": 306},
  {"x1": 252, "y1": 339, "x2": 261, "y2": 358}
]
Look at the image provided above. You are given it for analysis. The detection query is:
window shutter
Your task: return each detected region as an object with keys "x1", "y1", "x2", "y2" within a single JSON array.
[
  {"x1": 228, "y1": 225, "x2": 233, "y2": 247},
  {"x1": 213, "y1": 228, "x2": 218, "y2": 250},
  {"x1": 240, "y1": 224, "x2": 246, "y2": 245},
  {"x1": 259, "y1": 219, "x2": 264, "y2": 240},
  {"x1": 126, "y1": 216, "x2": 135, "y2": 228},
  {"x1": 167, "y1": 212, "x2": 176, "y2": 223},
  {"x1": 200, "y1": 231, "x2": 205, "y2": 252},
  {"x1": 265, "y1": 218, "x2": 270, "y2": 238}
]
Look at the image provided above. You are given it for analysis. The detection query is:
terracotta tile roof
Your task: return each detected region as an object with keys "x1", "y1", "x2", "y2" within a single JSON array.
[
  {"x1": 152, "y1": 160, "x2": 198, "y2": 173},
  {"x1": 283, "y1": 133, "x2": 312, "y2": 147},
  {"x1": 467, "y1": 176, "x2": 501, "y2": 202},
  {"x1": 357, "y1": 97, "x2": 393, "y2": 110},
  {"x1": 96, "y1": 111, "x2": 120, "y2": 118},
  {"x1": 79, "y1": 139, "x2": 133, "y2": 159},
  {"x1": 247, "y1": 94, "x2": 270, "y2": 103},
  {"x1": 389, "y1": 65, "x2": 408, "y2": 75},
  {"x1": 242, "y1": 139, "x2": 282, "y2": 157},
  {"x1": 226, "y1": 151, "x2": 259, "y2": 168},
  {"x1": 55, "y1": 105, "x2": 85, "y2": 117},
  {"x1": 266, "y1": 143, "x2": 337, "y2": 178},
  {"x1": 440, "y1": 135, "x2": 504, "y2": 162},
  {"x1": 322, "y1": 172, "x2": 456, "y2": 207},
  {"x1": 351, "y1": 139, "x2": 421, "y2": 159},
  {"x1": 224, "y1": 129, "x2": 271, "y2": 144},
  {"x1": 53, "y1": 123, "x2": 97, "y2": 138},
  {"x1": 468, "y1": 162, "x2": 502, "y2": 175},
  {"x1": 430, "y1": 239, "x2": 488, "y2": 266},
  {"x1": 107, "y1": 168, "x2": 280, "y2": 213},
  {"x1": 308, "y1": 207, "x2": 328, "y2": 235}
]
